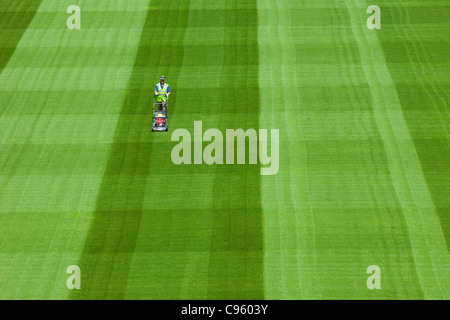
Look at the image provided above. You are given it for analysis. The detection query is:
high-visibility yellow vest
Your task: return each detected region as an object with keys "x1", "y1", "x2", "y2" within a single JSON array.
[{"x1": 156, "y1": 83, "x2": 169, "y2": 102}]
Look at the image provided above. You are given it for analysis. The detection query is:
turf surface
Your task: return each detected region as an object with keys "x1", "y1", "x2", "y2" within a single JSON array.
[{"x1": 0, "y1": 0, "x2": 448, "y2": 299}]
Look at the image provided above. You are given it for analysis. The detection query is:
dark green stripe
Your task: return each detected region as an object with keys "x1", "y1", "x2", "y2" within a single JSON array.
[
  {"x1": 71, "y1": 0, "x2": 190, "y2": 299},
  {"x1": 379, "y1": 3, "x2": 450, "y2": 252},
  {"x1": 206, "y1": 0, "x2": 264, "y2": 299},
  {"x1": 0, "y1": 1, "x2": 43, "y2": 73}
]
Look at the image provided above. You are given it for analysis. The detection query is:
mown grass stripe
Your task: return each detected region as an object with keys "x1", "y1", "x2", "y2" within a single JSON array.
[
  {"x1": 258, "y1": 0, "x2": 322, "y2": 299},
  {"x1": 0, "y1": 1, "x2": 152, "y2": 299},
  {"x1": 345, "y1": 0, "x2": 449, "y2": 299},
  {"x1": 203, "y1": 0, "x2": 264, "y2": 299},
  {"x1": 112, "y1": 0, "x2": 264, "y2": 299},
  {"x1": 71, "y1": 0, "x2": 191, "y2": 299},
  {"x1": 378, "y1": 0, "x2": 450, "y2": 252},
  {"x1": 259, "y1": 0, "x2": 436, "y2": 299},
  {"x1": 0, "y1": 0, "x2": 43, "y2": 72}
]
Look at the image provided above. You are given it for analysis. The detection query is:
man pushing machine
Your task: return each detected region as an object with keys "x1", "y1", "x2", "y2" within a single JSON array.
[{"x1": 154, "y1": 75, "x2": 171, "y2": 111}]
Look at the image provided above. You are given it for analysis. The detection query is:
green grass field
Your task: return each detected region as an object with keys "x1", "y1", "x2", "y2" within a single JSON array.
[{"x1": 0, "y1": 0, "x2": 448, "y2": 300}]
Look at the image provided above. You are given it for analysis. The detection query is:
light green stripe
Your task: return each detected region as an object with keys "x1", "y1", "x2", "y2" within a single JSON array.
[
  {"x1": 259, "y1": 0, "x2": 448, "y2": 299},
  {"x1": 344, "y1": 0, "x2": 449, "y2": 299},
  {"x1": 0, "y1": 0, "x2": 150, "y2": 299},
  {"x1": 258, "y1": 0, "x2": 321, "y2": 299}
]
